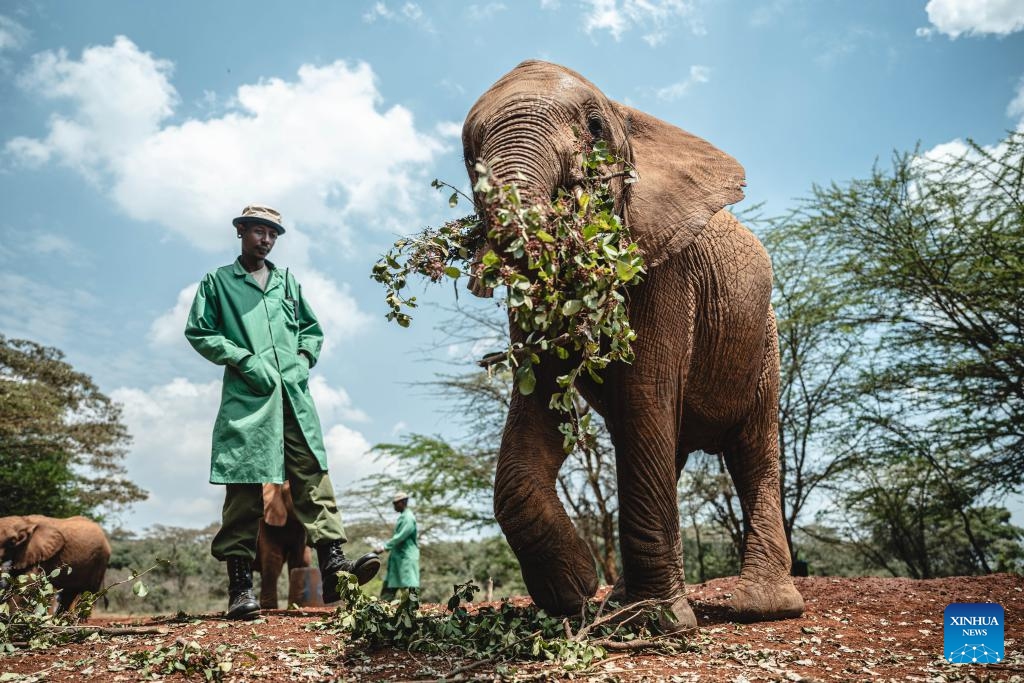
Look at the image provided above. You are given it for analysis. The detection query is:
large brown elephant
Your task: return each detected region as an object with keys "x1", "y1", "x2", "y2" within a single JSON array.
[
  {"x1": 254, "y1": 482, "x2": 312, "y2": 609},
  {"x1": 0, "y1": 515, "x2": 111, "y2": 614},
  {"x1": 461, "y1": 60, "x2": 804, "y2": 629}
]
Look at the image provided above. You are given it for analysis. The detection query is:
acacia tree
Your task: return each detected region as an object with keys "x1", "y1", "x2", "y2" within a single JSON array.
[
  {"x1": 760, "y1": 213, "x2": 866, "y2": 564},
  {"x1": 819, "y1": 133, "x2": 1024, "y2": 488},
  {"x1": 0, "y1": 335, "x2": 146, "y2": 519},
  {"x1": 799, "y1": 132, "x2": 1024, "y2": 574}
]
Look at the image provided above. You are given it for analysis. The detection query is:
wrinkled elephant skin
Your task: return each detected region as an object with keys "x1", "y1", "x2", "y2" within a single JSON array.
[
  {"x1": 463, "y1": 60, "x2": 804, "y2": 628},
  {"x1": 0, "y1": 514, "x2": 111, "y2": 614}
]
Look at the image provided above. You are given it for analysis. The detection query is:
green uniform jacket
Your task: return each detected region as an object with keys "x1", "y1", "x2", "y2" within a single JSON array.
[
  {"x1": 185, "y1": 259, "x2": 327, "y2": 484},
  {"x1": 384, "y1": 509, "x2": 419, "y2": 588}
]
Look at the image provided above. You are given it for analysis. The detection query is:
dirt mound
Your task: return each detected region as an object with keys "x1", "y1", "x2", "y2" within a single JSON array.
[{"x1": 2, "y1": 574, "x2": 1020, "y2": 681}]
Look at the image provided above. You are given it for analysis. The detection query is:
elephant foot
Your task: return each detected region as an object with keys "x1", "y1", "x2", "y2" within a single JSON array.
[
  {"x1": 657, "y1": 593, "x2": 698, "y2": 634},
  {"x1": 728, "y1": 577, "x2": 804, "y2": 623},
  {"x1": 604, "y1": 581, "x2": 696, "y2": 635},
  {"x1": 523, "y1": 563, "x2": 597, "y2": 615},
  {"x1": 521, "y1": 542, "x2": 598, "y2": 616}
]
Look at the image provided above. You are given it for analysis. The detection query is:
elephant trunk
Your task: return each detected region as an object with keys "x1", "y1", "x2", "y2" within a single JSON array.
[{"x1": 465, "y1": 101, "x2": 567, "y2": 297}]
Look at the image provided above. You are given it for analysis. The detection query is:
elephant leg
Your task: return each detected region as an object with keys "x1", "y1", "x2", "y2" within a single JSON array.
[
  {"x1": 257, "y1": 523, "x2": 285, "y2": 610},
  {"x1": 721, "y1": 335, "x2": 804, "y2": 622},
  {"x1": 610, "y1": 379, "x2": 696, "y2": 632},
  {"x1": 494, "y1": 367, "x2": 598, "y2": 615},
  {"x1": 55, "y1": 588, "x2": 79, "y2": 615}
]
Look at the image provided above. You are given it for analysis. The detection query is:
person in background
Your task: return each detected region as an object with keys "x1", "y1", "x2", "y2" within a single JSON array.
[
  {"x1": 185, "y1": 204, "x2": 380, "y2": 619},
  {"x1": 376, "y1": 491, "x2": 420, "y2": 601}
]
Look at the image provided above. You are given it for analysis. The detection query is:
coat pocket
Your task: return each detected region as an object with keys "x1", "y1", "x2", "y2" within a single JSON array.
[{"x1": 238, "y1": 355, "x2": 277, "y2": 395}]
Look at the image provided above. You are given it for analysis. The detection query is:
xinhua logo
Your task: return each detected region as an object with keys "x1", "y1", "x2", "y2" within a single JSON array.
[{"x1": 944, "y1": 603, "x2": 1004, "y2": 664}]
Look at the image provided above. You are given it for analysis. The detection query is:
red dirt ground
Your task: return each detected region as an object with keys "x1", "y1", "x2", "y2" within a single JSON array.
[{"x1": 1, "y1": 574, "x2": 1021, "y2": 681}]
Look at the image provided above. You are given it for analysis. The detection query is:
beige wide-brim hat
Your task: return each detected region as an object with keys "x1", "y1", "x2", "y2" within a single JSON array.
[
  {"x1": 393, "y1": 492, "x2": 410, "y2": 503},
  {"x1": 232, "y1": 204, "x2": 285, "y2": 234}
]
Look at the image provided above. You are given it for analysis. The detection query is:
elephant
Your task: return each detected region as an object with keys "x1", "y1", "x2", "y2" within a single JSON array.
[
  {"x1": 0, "y1": 514, "x2": 111, "y2": 614},
  {"x1": 254, "y1": 482, "x2": 312, "y2": 609},
  {"x1": 460, "y1": 60, "x2": 804, "y2": 629}
]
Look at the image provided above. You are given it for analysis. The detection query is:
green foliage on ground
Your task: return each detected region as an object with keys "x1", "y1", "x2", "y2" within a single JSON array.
[
  {"x1": 127, "y1": 641, "x2": 254, "y2": 682},
  {"x1": 313, "y1": 573, "x2": 688, "y2": 671},
  {"x1": 1, "y1": 562, "x2": 159, "y2": 650}
]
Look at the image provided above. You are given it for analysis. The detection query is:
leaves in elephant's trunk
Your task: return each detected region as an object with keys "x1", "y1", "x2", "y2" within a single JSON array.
[{"x1": 371, "y1": 141, "x2": 645, "y2": 452}]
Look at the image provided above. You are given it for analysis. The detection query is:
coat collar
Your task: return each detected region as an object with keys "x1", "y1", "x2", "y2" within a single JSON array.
[{"x1": 232, "y1": 257, "x2": 283, "y2": 293}]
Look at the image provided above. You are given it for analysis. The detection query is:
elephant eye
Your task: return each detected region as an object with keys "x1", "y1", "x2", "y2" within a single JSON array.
[{"x1": 587, "y1": 114, "x2": 604, "y2": 140}]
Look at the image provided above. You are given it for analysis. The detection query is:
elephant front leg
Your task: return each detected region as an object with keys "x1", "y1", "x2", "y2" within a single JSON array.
[
  {"x1": 494, "y1": 384, "x2": 598, "y2": 615},
  {"x1": 611, "y1": 381, "x2": 696, "y2": 632}
]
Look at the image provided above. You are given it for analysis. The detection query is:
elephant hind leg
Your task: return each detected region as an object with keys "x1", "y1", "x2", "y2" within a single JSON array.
[
  {"x1": 55, "y1": 589, "x2": 80, "y2": 615},
  {"x1": 721, "y1": 348, "x2": 803, "y2": 622}
]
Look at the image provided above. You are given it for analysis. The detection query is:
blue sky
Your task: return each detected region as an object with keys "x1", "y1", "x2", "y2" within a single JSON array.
[{"x1": 0, "y1": 1, "x2": 1022, "y2": 532}]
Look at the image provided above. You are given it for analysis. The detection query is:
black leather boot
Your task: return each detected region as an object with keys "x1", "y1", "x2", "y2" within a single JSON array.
[
  {"x1": 225, "y1": 557, "x2": 260, "y2": 619},
  {"x1": 316, "y1": 540, "x2": 380, "y2": 603}
]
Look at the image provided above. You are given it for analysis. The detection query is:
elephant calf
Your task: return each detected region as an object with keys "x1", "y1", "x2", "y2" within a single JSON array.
[
  {"x1": 255, "y1": 482, "x2": 312, "y2": 609},
  {"x1": 0, "y1": 514, "x2": 111, "y2": 614}
]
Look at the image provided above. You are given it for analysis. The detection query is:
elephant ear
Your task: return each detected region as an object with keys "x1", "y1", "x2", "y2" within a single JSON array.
[
  {"x1": 263, "y1": 483, "x2": 289, "y2": 527},
  {"x1": 16, "y1": 523, "x2": 65, "y2": 569},
  {"x1": 616, "y1": 104, "x2": 745, "y2": 267}
]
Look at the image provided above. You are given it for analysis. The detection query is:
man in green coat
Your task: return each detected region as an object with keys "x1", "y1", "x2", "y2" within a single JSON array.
[
  {"x1": 185, "y1": 204, "x2": 380, "y2": 619},
  {"x1": 375, "y1": 492, "x2": 419, "y2": 600}
]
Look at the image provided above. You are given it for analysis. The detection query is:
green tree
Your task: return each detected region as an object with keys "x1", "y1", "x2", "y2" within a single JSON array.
[
  {"x1": 783, "y1": 131, "x2": 1024, "y2": 576},
  {"x1": 0, "y1": 335, "x2": 146, "y2": 519},
  {"x1": 813, "y1": 133, "x2": 1024, "y2": 489},
  {"x1": 761, "y1": 212, "x2": 865, "y2": 565}
]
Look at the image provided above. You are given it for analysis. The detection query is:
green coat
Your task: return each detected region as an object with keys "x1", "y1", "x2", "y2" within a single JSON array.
[
  {"x1": 384, "y1": 509, "x2": 420, "y2": 588},
  {"x1": 185, "y1": 259, "x2": 326, "y2": 484}
]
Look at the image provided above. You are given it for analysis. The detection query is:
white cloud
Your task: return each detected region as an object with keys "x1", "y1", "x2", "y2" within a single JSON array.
[
  {"x1": 27, "y1": 232, "x2": 76, "y2": 256},
  {"x1": 111, "y1": 378, "x2": 224, "y2": 529},
  {"x1": 149, "y1": 269, "x2": 372, "y2": 357},
  {"x1": 921, "y1": 0, "x2": 1024, "y2": 38},
  {"x1": 362, "y1": 1, "x2": 435, "y2": 32},
  {"x1": 0, "y1": 14, "x2": 29, "y2": 53},
  {"x1": 149, "y1": 282, "x2": 198, "y2": 348},
  {"x1": 468, "y1": 3, "x2": 508, "y2": 21},
  {"x1": 291, "y1": 269, "x2": 374, "y2": 351},
  {"x1": 112, "y1": 376, "x2": 376, "y2": 530},
  {"x1": 654, "y1": 65, "x2": 710, "y2": 101},
  {"x1": 363, "y1": 2, "x2": 394, "y2": 21},
  {"x1": 10, "y1": 36, "x2": 176, "y2": 180},
  {"x1": 435, "y1": 120, "x2": 464, "y2": 138},
  {"x1": 310, "y1": 375, "x2": 370, "y2": 424},
  {"x1": 323, "y1": 423, "x2": 376, "y2": 491},
  {"x1": 1008, "y1": 76, "x2": 1024, "y2": 120},
  {"x1": 749, "y1": 0, "x2": 794, "y2": 28},
  {"x1": 6, "y1": 37, "x2": 445, "y2": 253},
  {"x1": 581, "y1": 0, "x2": 703, "y2": 42},
  {"x1": 0, "y1": 272, "x2": 98, "y2": 346}
]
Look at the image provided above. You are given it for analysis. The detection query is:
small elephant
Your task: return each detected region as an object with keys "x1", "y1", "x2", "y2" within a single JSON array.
[
  {"x1": 461, "y1": 61, "x2": 804, "y2": 628},
  {"x1": 255, "y1": 482, "x2": 312, "y2": 609},
  {"x1": 0, "y1": 514, "x2": 111, "y2": 614}
]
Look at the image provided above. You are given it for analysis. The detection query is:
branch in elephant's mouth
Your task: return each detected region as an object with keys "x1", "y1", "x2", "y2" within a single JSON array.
[{"x1": 372, "y1": 141, "x2": 644, "y2": 454}]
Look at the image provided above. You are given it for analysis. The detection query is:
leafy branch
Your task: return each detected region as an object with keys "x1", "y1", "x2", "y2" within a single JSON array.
[
  {"x1": 372, "y1": 141, "x2": 645, "y2": 453},
  {"x1": 1, "y1": 560, "x2": 168, "y2": 651},
  {"x1": 313, "y1": 573, "x2": 688, "y2": 674}
]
